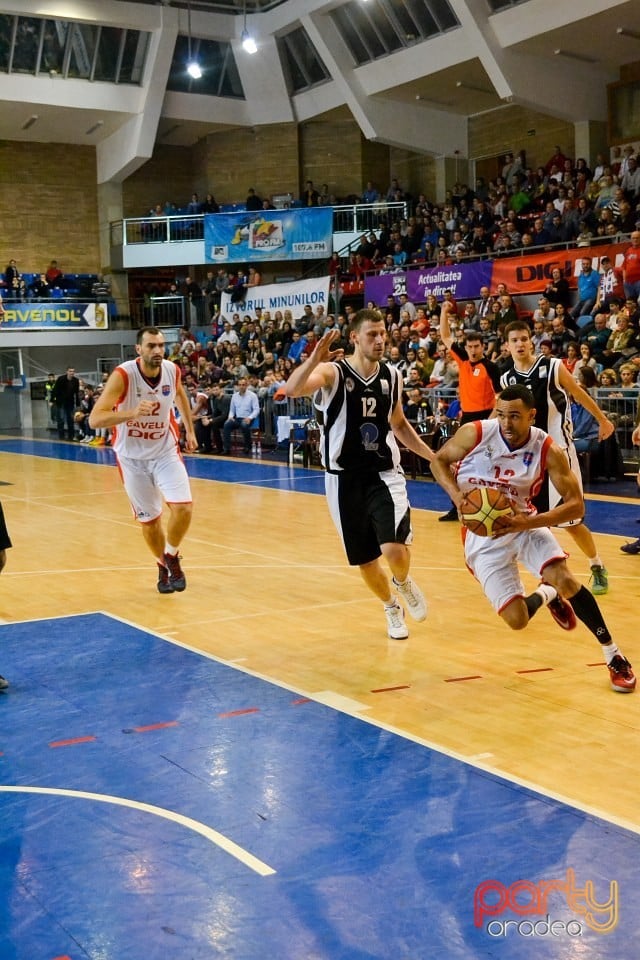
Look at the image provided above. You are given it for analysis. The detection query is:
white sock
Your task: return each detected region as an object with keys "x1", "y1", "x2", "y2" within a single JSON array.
[
  {"x1": 384, "y1": 596, "x2": 399, "y2": 609},
  {"x1": 601, "y1": 642, "x2": 620, "y2": 665},
  {"x1": 535, "y1": 584, "x2": 557, "y2": 606},
  {"x1": 165, "y1": 542, "x2": 179, "y2": 556},
  {"x1": 392, "y1": 575, "x2": 409, "y2": 587}
]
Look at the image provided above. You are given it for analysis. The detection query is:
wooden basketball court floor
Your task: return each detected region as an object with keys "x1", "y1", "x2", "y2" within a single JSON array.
[{"x1": 0, "y1": 437, "x2": 639, "y2": 959}]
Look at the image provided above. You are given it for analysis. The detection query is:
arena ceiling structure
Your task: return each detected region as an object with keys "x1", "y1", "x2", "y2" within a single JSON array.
[{"x1": 0, "y1": 0, "x2": 639, "y2": 182}]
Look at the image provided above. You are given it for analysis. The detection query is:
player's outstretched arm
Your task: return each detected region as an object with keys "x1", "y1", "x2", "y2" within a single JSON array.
[
  {"x1": 557, "y1": 362, "x2": 614, "y2": 440},
  {"x1": 390, "y1": 403, "x2": 435, "y2": 462},
  {"x1": 520, "y1": 443, "x2": 585, "y2": 530},
  {"x1": 284, "y1": 329, "x2": 340, "y2": 398},
  {"x1": 439, "y1": 301, "x2": 455, "y2": 349}
]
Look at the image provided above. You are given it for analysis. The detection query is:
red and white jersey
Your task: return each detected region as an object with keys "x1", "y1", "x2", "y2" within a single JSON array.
[
  {"x1": 111, "y1": 359, "x2": 181, "y2": 460},
  {"x1": 455, "y1": 419, "x2": 553, "y2": 515}
]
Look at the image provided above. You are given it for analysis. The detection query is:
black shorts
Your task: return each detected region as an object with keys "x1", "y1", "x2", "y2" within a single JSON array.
[{"x1": 325, "y1": 469, "x2": 412, "y2": 566}]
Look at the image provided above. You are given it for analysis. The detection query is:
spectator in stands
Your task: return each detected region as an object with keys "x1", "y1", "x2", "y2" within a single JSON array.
[
  {"x1": 201, "y1": 193, "x2": 220, "y2": 213},
  {"x1": 4, "y1": 259, "x2": 20, "y2": 299},
  {"x1": 30, "y1": 273, "x2": 51, "y2": 300},
  {"x1": 601, "y1": 313, "x2": 636, "y2": 366},
  {"x1": 91, "y1": 274, "x2": 111, "y2": 300},
  {"x1": 207, "y1": 382, "x2": 231, "y2": 454},
  {"x1": 362, "y1": 181, "x2": 379, "y2": 203},
  {"x1": 622, "y1": 231, "x2": 640, "y2": 302},
  {"x1": 544, "y1": 267, "x2": 571, "y2": 310},
  {"x1": 223, "y1": 377, "x2": 260, "y2": 455},
  {"x1": 571, "y1": 256, "x2": 600, "y2": 325},
  {"x1": 45, "y1": 260, "x2": 63, "y2": 286},
  {"x1": 621, "y1": 156, "x2": 640, "y2": 202},
  {"x1": 533, "y1": 295, "x2": 555, "y2": 326},
  {"x1": 187, "y1": 193, "x2": 201, "y2": 214},
  {"x1": 245, "y1": 188, "x2": 263, "y2": 211},
  {"x1": 592, "y1": 257, "x2": 625, "y2": 315},
  {"x1": 574, "y1": 342, "x2": 599, "y2": 381},
  {"x1": 550, "y1": 312, "x2": 577, "y2": 357},
  {"x1": 301, "y1": 180, "x2": 319, "y2": 206}
]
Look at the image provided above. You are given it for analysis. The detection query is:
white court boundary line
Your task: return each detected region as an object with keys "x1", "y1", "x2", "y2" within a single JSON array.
[
  {"x1": 8, "y1": 610, "x2": 637, "y2": 841},
  {"x1": 0, "y1": 785, "x2": 275, "y2": 877}
]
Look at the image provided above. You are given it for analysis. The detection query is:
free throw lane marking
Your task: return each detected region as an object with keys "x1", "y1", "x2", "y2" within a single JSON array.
[{"x1": 0, "y1": 786, "x2": 275, "y2": 877}]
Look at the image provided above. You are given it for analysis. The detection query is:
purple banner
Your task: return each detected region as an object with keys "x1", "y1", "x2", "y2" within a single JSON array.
[{"x1": 365, "y1": 261, "x2": 494, "y2": 306}]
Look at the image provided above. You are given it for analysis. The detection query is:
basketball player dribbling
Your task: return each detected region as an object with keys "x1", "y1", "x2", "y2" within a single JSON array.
[
  {"x1": 90, "y1": 326, "x2": 197, "y2": 594},
  {"x1": 284, "y1": 308, "x2": 434, "y2": 640},
  {"x1": 430, "y1": 384, "x2": 635, "y2": 693}
]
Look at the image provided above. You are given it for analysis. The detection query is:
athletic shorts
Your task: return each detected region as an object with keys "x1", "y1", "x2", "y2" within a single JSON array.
[
  {"x1": 325, "y1": 467, "x2": 412, "y2": 566},
  {"x1": 532, "y1": 442, "x2": 583, "y2": 528},
  {"x1": 464, "y1": 526, "x2": 568, "y2": 614},
  {"x1": 116, "y1": 450, "x2": 192, "y2": 523}
]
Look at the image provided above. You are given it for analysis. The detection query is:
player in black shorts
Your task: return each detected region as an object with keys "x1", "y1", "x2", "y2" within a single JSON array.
[
  {"x1": 0, "y1": 500, "x2": 12, "y2": 690},
  {"x1": 285, "y1": 308, "x2": 434, "y2": 640}
]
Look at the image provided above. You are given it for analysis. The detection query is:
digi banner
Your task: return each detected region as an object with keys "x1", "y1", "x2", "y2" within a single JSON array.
[
  {"x1": 365, "y1": 242, "x2": 628, "y2": 305},
  {"x1": 489, "y1": 242, "x2": 627, "y2": 292},
  {"x1": 205, "y1": 208, "x2": 333, "y2": 263},
  {"x1": 219, "y1": 275, "x2": 331, "y2": 321},
  {"x1": 0, "y1": 302, "x2": 109, "y2": 330}
]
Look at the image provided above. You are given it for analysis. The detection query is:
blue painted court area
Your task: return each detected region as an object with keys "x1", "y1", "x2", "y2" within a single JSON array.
[
  {"x1": 0, "y1": 436, "x2": 638, "y2": 534},
  {"x1": 0, "y1": 613, "x2": 638, "y2": 960}
]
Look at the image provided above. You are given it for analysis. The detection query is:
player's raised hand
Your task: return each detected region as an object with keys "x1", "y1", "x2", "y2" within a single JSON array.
[{"x1": 312, "y1": 328, "x2": 342, "y2": 363}]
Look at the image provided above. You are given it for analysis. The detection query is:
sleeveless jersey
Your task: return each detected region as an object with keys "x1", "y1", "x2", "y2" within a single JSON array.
[
  {"x1": 111, "y1": 358, "x2": 181, "y2": 460},
  {"x1": 455, "y1": 419, "x2": 553, "y2": 515},
  {"x1": 500, "y1": 355, "x2": 572, "y2": 450},
  {"x1": 316, "y1": 359, "x2": 402, "y2": 473}
]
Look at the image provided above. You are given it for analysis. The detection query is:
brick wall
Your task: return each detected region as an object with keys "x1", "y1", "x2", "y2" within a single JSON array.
[{"x1": 0, "y1": 140, "x2": 100, "y2": 276}]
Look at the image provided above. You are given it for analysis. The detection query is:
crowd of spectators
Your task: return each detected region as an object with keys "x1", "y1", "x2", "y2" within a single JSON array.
[
  {"x1": 336, "y1": 146, "x2": 640, "y2": 277},
  {"x1": 0, "y1": 258, "x2": 109, "y2": 302}
]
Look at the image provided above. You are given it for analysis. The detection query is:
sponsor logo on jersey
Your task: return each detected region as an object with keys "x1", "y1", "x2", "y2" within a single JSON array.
[
  {"x1": 162, "y1": 385, "x2": 171, "y2": 395},
  {"x1": 345, "y1": 377, "x2": 355, "y2": 393}
]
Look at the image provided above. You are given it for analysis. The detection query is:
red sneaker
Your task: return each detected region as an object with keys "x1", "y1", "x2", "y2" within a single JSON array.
[
  {"x1": 163, "y1": 552, "x2": 186, "y2": 592},
  {"x1": 547, "y1": 594, "x2": 577, "y2": 631},
  {"x1": 157, "y1": 562, "x2": 174, "y2": 594},
  {"x1": 608, "y1": 655, "x2": 636, "y2": 693}
]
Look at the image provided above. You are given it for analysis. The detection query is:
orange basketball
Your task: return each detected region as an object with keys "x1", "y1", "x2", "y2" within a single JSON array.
[{"x1": 459, "y1": 486, "x2": 514, "y2": 537}]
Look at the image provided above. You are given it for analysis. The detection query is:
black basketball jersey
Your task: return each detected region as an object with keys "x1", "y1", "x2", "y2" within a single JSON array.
[
  {"x1": 316, "y1": 359, "x2": 402, "y2": 473},
  {"x1": 500, "y1": 355, "x2": 572, "y2": 450}
]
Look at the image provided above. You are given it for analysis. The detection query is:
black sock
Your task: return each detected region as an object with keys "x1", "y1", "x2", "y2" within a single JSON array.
[
  {"x1": 568, "y1": 585, "x2": 611, "y2": 645},
  {"x1": 525, "y1": 593, "x2": 544, "y2": 618}
]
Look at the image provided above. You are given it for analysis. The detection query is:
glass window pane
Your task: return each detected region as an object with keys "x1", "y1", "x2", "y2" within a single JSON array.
[
  {"x1": 385, "y1": 1, "x2": 420, "y2": 41},
  {"x1": 353, "y1": 10, "x2": 386, "y2": 58},
  {"x1": 427, "y1": 0, "x2": 460, "y2": 29},
  {"x1": 93, "y1": 25, "x2": 122, "y2": 82},
  {"x1": 331, "y1": 7, "x2": 370, "y2": 65},
  {"x1": 68, "y1": 23, "x2": 100, "y2": 79},
  {"x1": 13, "y1": 17, "x2": 41, "y2": 73},
  {"x1": 39, "y1": 20, "x2": 68, "y2": 75},
  {"x1": 364, "y1": 5, "x2": 402, "y2": 52},
  {"x1": 119, "y1": 30, "x2": 149, "y2": 84},
  {"x1": 0, "y1": 15, "x2": 14, "y2": 72},
  {"x1": 167, "y1": 36, "x2": 244, "y2": 99}
]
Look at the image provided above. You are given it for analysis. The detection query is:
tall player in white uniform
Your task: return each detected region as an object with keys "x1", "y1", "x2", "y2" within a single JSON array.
[
  {"x1": 430, "y1": 385, "x2": 634, "y2": 692},
  {"x1": 284, "y1": 309, "x2": 434, "y2": 640},
  {"x1": 90, "y1": 326, "x2": 197, "y2": 593},
  {"x1": 500, "y1": 320, "x2": 614, "y2": 596}
]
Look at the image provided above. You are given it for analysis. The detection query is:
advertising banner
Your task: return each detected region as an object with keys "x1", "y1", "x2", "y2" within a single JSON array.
[
  {"x1": 219, "y1": 276, "x2": 331, "y2": 321},
  {"x1": 364, "y1": 242, "x2": 628, "y2": 305},
  {"x1": 205, "y1": 208, "x2": 333, "y2": 263},
  {"x1": 0, "y1": 302, "x2": 109, "y2": 330}
]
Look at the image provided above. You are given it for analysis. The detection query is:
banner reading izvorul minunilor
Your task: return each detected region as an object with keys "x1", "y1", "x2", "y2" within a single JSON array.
[{"x1": 219, "y1": 276, "x2": 331, "y2": 321}]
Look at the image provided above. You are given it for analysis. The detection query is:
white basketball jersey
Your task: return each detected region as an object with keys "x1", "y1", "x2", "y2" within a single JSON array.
[
  {"x1": 111, "y1": 359, "x2": 181, "y2": 460},
  {"x1": 455, "y1": 419, "x2": 553, "y2": 515}
]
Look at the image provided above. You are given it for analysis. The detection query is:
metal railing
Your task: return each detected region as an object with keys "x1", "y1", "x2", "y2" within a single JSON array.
[{"x1": 112, "y1": 201, "x2": 409, "y2": 248}]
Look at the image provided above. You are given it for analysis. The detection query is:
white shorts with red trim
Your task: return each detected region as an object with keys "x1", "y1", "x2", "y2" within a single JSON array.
[{"x1": 117, "y1": 450, "x2": 192, "y2": 522}]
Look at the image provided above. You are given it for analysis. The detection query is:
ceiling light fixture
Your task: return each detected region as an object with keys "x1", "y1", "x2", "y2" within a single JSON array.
[
  {"x1": 241, "y1": 0, "x2": 257, "y2": 54},
  {"x1": 456, "y1": 80, "x2": 493, "y2": 95},
  {"x1": 616, "y1": 26, "x2": 640, "y2": 40},
  {"x1": 553, "y1": 48, "x2": 598, "y2": 64},
  {"x1": 22, "y1": 115, "x2": 38, "y2": 130},
  {"x1": 186, "y1": 0, "x2": 202, "y2": 79}
]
